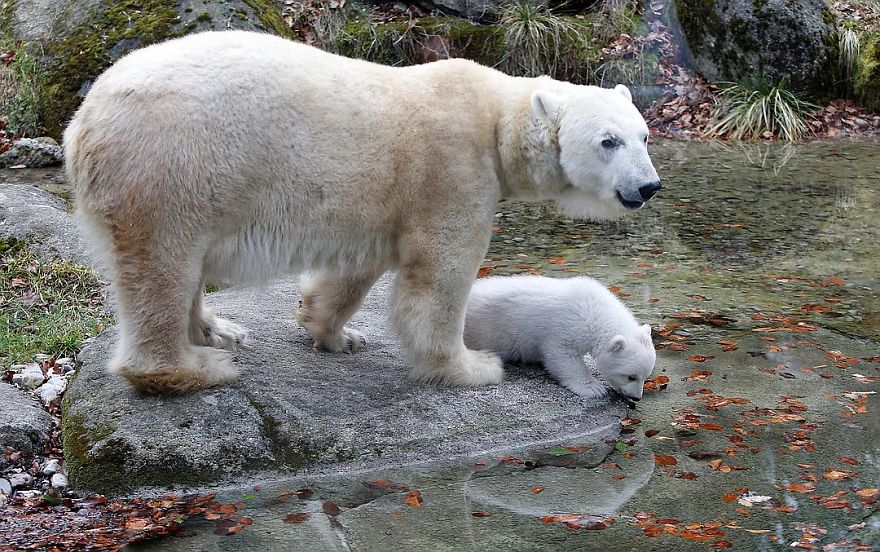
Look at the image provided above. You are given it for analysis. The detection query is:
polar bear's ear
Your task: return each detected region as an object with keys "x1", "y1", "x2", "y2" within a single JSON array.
[
  {"x1": 614, "y1": 84, "x2": 632, "y2": 103},
  {"x1": 608, "y1": 335, "x2": 627, "y2": 353},
  {"x1": 531, "y1": 90, "x2": 562, "y2": 122}
]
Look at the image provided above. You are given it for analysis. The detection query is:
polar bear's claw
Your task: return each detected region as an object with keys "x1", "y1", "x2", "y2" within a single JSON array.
[{"x1": 313, "y1": 326, "x2": 366, "y2": 353}]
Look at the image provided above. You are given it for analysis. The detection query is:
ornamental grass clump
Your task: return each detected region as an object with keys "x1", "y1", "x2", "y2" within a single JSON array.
[
  {"x1": 499, "y1": 0, "x2": 589, "y2": 82},
  {"x1": 704, "y1": 82, "x2": 818, "y2": 142}
]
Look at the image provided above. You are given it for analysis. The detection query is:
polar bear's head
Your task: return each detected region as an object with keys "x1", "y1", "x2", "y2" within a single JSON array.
[
  {"x1": 592, "y1": 323, "x2": 656, "y2": 401},
  {"x1": 529, "y1": 83, "x2": 661, "y2": 221}
]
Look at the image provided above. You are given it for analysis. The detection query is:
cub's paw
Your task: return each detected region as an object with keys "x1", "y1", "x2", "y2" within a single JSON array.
[
  {"x1": 564, "y1": 379, "x2": 609, "y2": 399},
  {"x1": 198, "y1": 316, "x2": 248, "y2": 351},
  {"x1": 313, "y1": 326, "x2": 366, "y2": 354}
]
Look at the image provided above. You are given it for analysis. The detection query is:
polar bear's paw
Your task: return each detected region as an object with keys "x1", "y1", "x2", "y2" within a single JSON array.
[
  {"x1": 112, "y1": 346, "x2": 239, "y2": 394},
  {"x1": 196, "y1": 315, "x2": 248, "y2": 351},
  {"x1": 413, "y1": 349, "x2": 504, "y2": 387},
  {"x1": 564, "y1": 379, "x2": 609, "y2": 399},
  {"x1": 312, "y1": 326, "x2": 366, "y2": 354}
]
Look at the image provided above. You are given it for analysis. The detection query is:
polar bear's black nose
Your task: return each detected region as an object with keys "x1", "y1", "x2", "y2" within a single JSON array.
[{"x1": 639, "y1": 181, "x2": 662, "y2": 201}]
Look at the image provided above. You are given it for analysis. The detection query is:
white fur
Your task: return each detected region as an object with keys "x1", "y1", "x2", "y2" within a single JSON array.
[
  {"x1": 464, "y1": 276, "x2": 656, "y2": 400},
  {"x1": 64, "y1": 31, "x2": 659, "y2": 394}
]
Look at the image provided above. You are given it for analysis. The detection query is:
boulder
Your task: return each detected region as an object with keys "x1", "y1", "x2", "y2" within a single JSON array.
[
  {"x1": 0, "y1": 383, "x2": 54, "y2": 459},
  {"x1": 855, "y1": 30, "x2": 880, "y2": 111},
  {"x1": 0, "y1": 184, "x2": 91, "y2": 265},
  {"x1": 0, "y1": 138, "x2": 63, "y2": 168},
  {"x1": 2, "y1": 0, "x2": 295, "y2": 138},
  {"x1": 63, "y1": 276, "x2": 627, "y2": 495},
  {"x1": 672, "y1": 0, "x2": 838, "y2": 96}
]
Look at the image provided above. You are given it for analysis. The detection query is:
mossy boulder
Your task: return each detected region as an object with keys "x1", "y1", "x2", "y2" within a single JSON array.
[
  {"x1": 672, "y1": 0, "x2": 839, "y2": 98},
  {"x1": 854, "y1": 30, "x2": 880, "y2": 111},
  {"x1": 1, "y1": 0, "x2": 295, "y2": 138},
  {"x1": 63, "y1": 277, "x2": 625, "y2": 496}
]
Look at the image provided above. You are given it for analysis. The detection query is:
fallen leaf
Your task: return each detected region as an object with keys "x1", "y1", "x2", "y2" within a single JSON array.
[
  {"x1": 653, "y1": 454, "x2": 677, "y2": 466},
  {"x1": 404, "y1": 490, "x2": 423, "y2": 507},
  {"x1": 530, "y1": 486, "x2": 545, "y2": 494},
  {"x1": 322, "y1": 501, "x2": 342, "y2": 516},
  {"x1": 283, "y1": 512, "x2": 309, "y2": 524},
  {"x1": 688, "y1": 356, "x2": 716, "y2": 363}
]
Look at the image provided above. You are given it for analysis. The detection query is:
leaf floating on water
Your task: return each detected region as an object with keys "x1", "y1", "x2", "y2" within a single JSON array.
[
  {"x1": 688, "y1": 355, "x2": 716, "y2": 363},
  {"x1": 530, "y1": 486, "x2": 545, "y2": 494}
]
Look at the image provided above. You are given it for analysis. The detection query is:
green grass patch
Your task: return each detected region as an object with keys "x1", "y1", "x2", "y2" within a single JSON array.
[
  {"x1": 0, "y1": 242, "x2": 111, "y2": 367},
  {"x1": 704, "y1": 81, "x2": 819, "y2": 142}
]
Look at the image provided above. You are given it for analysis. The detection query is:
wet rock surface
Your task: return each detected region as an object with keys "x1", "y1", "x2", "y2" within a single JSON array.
[{"x1": 65, "y1": 276, "x2": 627, "y2": 495}]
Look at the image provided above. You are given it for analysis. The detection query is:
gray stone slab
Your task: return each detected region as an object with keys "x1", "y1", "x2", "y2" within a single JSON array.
[
  {"x1": 0, "y1": 382, "x2": 54, "y2": 459},
  {"x1": 64, "y1": 276, "x2": 627, "y2": 495},
  {"x1": 0, "y1": 184, "x2": 92, "y2": 265}
]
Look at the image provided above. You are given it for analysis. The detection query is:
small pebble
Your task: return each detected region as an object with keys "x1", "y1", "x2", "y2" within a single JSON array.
[
  {"x1": 51, "y1": 473, "x2": 68, "y2": 489},
  {"x1": 11, "y1": 364, "x2": 45, "y2": 390},
  {"x1": 41, "y1": 459, "x2": 61, "y2": 476},
  {"x1": 14, "y1": 490, "x2": 42, "y2": 499},
  {"x1": 9, "y1": 473, "x2": 33, "y2": 488},
  {"x1": 0, "y1": 478, "x2": 11, "y2": 496}
]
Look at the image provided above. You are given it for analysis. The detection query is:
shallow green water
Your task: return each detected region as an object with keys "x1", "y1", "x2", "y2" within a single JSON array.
[{"x1": 21, "y1": 138, "x2": 878, "y2": 551}]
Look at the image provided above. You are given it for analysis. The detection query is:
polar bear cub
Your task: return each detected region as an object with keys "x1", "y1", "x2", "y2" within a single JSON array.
[{"x1": 464, "y1": 275, "x2": 656, "y2": 400}]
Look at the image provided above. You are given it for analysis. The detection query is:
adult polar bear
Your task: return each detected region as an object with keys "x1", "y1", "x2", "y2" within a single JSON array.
[{"x1": 65, "y1": 31, "x2": 662, "y2": 394}]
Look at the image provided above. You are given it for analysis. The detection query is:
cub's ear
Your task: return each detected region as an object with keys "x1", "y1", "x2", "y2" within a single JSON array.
[
  {"x1": 608, "y1": 335, "x2": 627, "y2": 353},
  {"x1": 614, "y1": 84, "x2": 632, "y2": 103},
  {"x1": 530, "y1": 90, "x2": 562, "y2": 122}
]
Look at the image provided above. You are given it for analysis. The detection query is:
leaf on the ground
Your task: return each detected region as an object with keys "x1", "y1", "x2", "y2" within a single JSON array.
[
  {"x1": 404, "y1": 490, "x2": 422, "y2": 507},
  {"x1": 283, "y1": 513, "x2": 310, "y2": 524},
  {"x1": 653, "y1": 454, "x2": 677, "y2": 466},
  {"x1": 322, "y1": 500, "x2": 342, "y2": 516}
]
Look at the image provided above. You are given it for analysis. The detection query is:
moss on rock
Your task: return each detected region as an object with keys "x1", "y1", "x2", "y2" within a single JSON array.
[
  {"x1": 854, "y1": 31, "x2": 880, "y2": 111},
  {"x1": 2, "y1": 0, "x2": 295, "y2": 138}
]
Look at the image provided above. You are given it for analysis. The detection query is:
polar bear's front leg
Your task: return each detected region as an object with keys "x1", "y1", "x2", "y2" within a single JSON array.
[
  {"x1": 296, "y1": 269, "x2": 383, "y2": 353},
  {"x1": 391, "y1": 242, "x2": 503, "y2": 387},
  {"x1": 541, "y1": 345, "x2": 609, "y2": 399}
]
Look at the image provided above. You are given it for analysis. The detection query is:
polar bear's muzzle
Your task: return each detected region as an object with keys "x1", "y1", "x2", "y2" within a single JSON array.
[{"x1": 616, "y1": 180, "x2": 662, "y2": 210}]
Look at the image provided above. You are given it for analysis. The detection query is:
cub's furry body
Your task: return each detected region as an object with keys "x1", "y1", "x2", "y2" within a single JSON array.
[{"x1": 465, "y1": 276, "x2": 656, "y2": 400}]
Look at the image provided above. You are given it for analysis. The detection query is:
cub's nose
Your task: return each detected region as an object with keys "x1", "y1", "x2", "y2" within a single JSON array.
[{"x1": 639, "y1": 181, "x2": 662, "y2": 201}]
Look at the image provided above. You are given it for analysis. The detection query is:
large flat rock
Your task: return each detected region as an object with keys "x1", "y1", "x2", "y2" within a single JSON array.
[{"x1": 63, "y1": 276, "x2": 627, "y2": 495}]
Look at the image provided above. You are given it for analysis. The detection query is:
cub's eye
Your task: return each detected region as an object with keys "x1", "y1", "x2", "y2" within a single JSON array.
[
  {"x1": 602, "y1": 139, "x2": 617, "y2": 149},
  {"x1": 628, "y1": 375, "x2": 638, "y2": 382}
]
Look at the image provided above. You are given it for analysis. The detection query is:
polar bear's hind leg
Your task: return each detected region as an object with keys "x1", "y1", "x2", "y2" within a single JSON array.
[{"x1": 108, "y1": 232, "x2": 238, "y2": 394}]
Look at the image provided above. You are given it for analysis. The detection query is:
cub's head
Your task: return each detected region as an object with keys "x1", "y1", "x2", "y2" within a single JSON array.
[
  {"x1": 529, "y1": 83, "x2": 661, "y2": 221},
  {"x1": 592, "y1": 323, "x2": 656, "y2": 402}
]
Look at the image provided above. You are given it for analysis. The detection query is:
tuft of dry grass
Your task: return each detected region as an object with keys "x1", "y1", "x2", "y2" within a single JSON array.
[{"x1": 704, "y1": 81, "x2": 818, "y2": 142}]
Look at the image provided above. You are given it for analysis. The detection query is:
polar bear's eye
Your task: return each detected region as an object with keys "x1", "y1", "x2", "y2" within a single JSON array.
[
  {"x1": 628, "y1": 375, "x2": 638, "y2": 381},
  {"x1": 601, "y1": 139, "x2": 617, "y2": 150}
]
